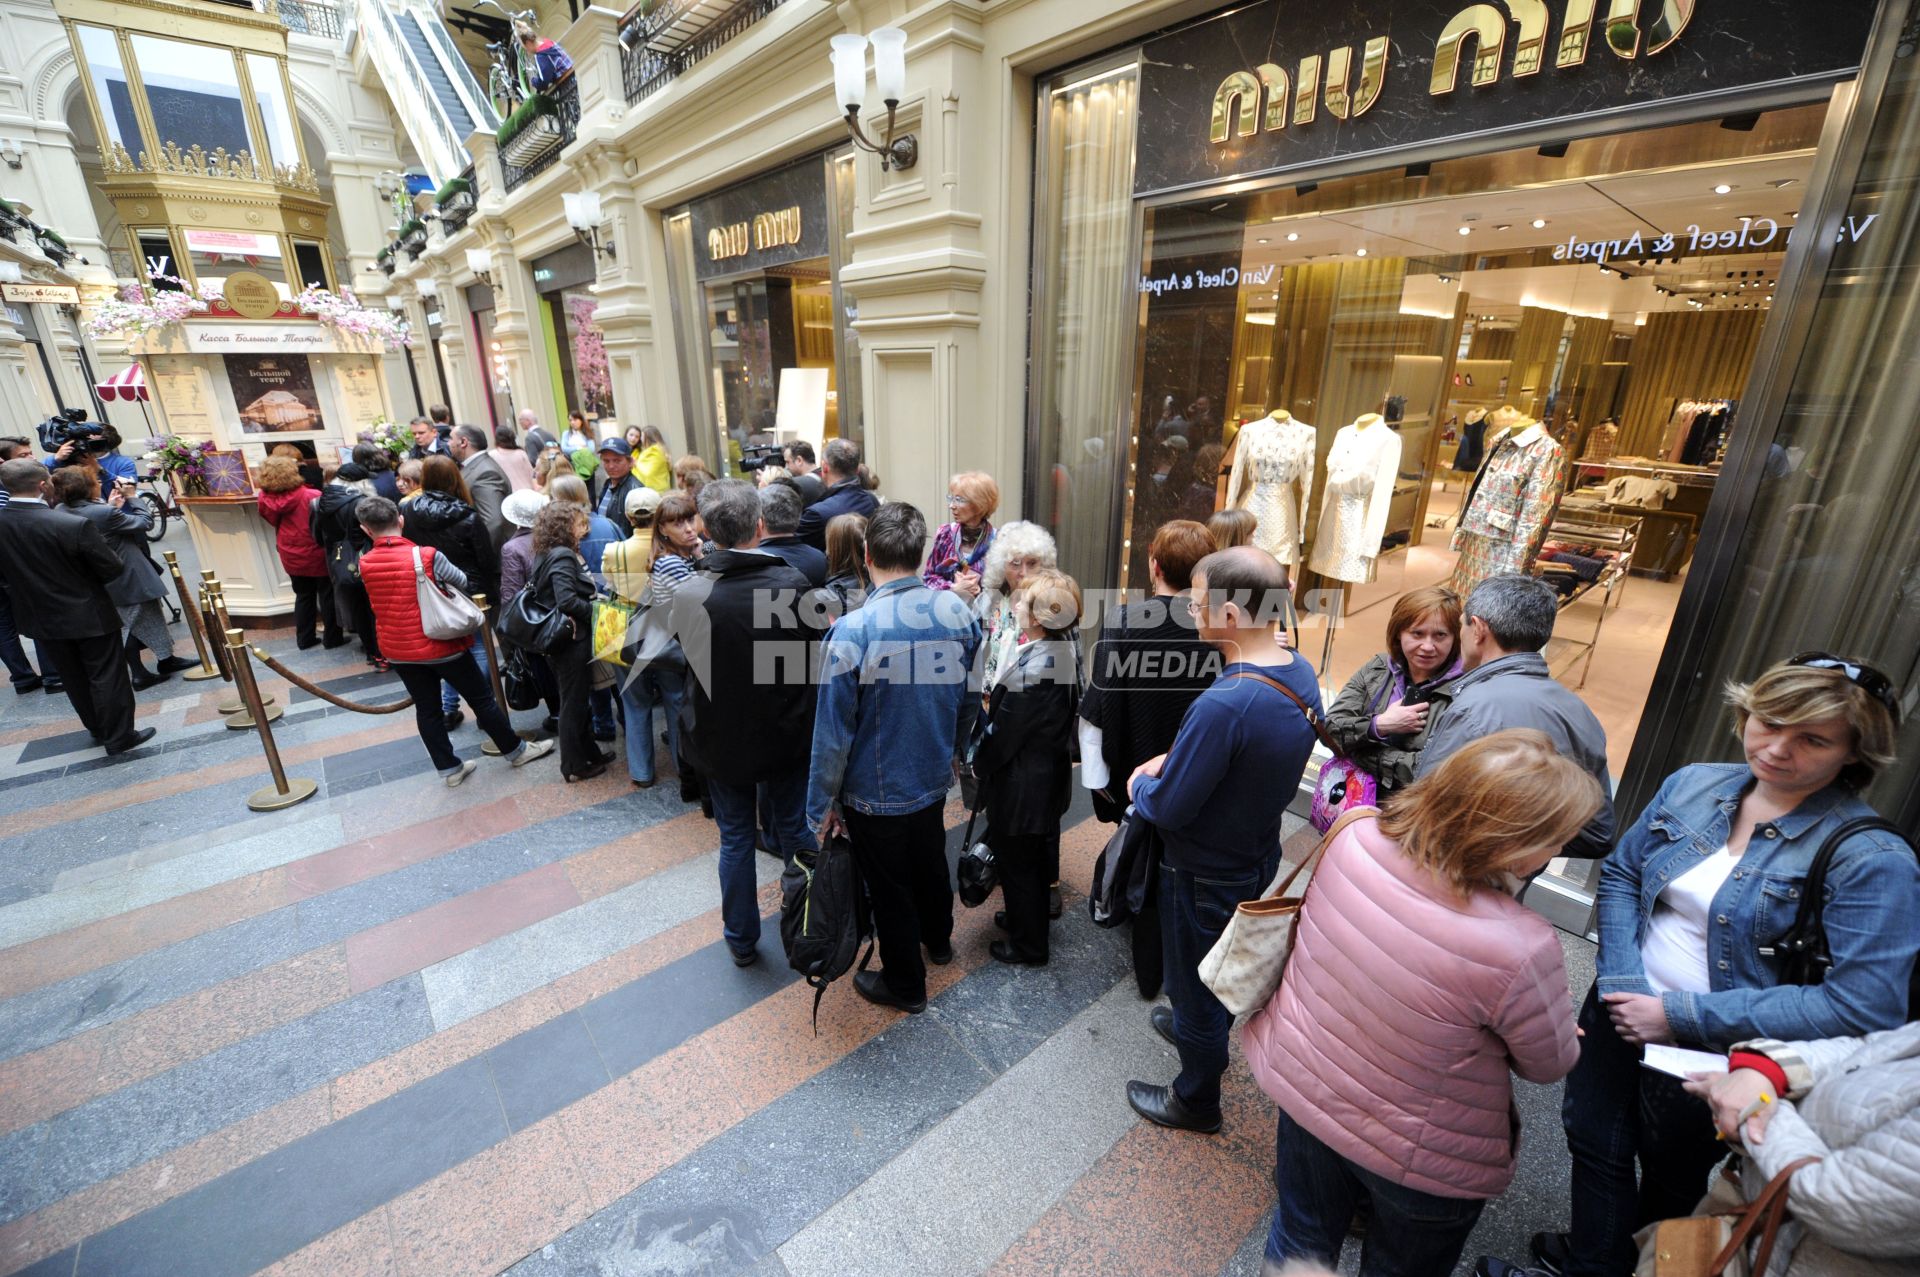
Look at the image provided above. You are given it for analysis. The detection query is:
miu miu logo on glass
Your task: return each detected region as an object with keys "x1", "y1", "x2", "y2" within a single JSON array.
[
  {"x1": 707, "y1": 207, "x2": 804, "y2": 262},
  {"x1": 1208, "y1": 1, "x2": 1700, "y2": 144}
]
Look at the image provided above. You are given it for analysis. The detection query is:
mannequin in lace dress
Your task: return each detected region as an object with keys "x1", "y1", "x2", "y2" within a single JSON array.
[
  {"x1": 1222, "y1": 409, "x2": 1317, "y2": 564},
  {"x1": 1309, "y1": 414, "x2": 1402, "y2": 584}
]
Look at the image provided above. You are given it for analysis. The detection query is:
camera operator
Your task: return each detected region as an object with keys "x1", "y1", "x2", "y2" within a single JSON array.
[
  {"x1": 0, "y1": 458, "x2": 155, "y2": 755},
  {"x1": 39, "y1": 410, "x2": 137, "y2": 488},
  {"x1": 0, "y1": 436, "x2": 59, "y2": 695}
]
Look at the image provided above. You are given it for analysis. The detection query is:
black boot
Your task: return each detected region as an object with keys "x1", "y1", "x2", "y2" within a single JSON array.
[{"x1": 127, "y1": 646, "x2": 165, "y2": 690}]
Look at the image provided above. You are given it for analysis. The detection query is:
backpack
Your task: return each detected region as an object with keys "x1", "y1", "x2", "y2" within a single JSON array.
[{"x1": 780, "y1": 833, "x2": 872, "y2": 1030}]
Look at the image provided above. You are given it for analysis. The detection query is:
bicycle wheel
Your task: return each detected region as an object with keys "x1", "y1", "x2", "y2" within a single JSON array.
[{"x1": 139, "y1": 492, "x2": 169, "y2": 542}]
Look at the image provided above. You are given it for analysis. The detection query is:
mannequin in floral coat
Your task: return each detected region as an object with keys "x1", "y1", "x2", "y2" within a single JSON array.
[{"x1": 1450, "y1": 412, "x2": 1565, "y2": 596}]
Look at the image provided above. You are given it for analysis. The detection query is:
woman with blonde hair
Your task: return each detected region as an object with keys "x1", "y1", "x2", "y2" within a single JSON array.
[
  {"x1": 1245, "y1": 729, "x2": 1603, "y2": 1276},
  {"x1": 634, "y1": 425, "x2": 673, "y2": 493},
  {"x1": 674, "y1": 454, "x2": 715, "y2": 498},
  {"x1": 1208, "y1": 507, "x2": 1258, "y2": 551},
  {"x1": 1496, "y1": 653, "x2": 1920, "y2": 1277},
  {"x1": 1324, "y1": 585, "x2": 1463, "y2": 795},
  {"x1": 823, "y1": 513, "x2": 869, "y2": 617},
  {"x1": 926, "y1": 470, "x2": 1000, "y2": 598}
]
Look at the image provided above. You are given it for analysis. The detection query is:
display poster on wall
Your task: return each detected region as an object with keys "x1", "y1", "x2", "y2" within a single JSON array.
[
  {"x1": 336, "y1": 357, "x2": 388, "y2": 431},
  {"x1": 149, "y1": 358, "x2": 214, "y2": 437},
  {"x1": 223, "y1": 353, "x2": 327, "y2": 435}
]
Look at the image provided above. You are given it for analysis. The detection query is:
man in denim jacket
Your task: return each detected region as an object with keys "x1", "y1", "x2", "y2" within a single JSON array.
[{"x1": 806, "y1": 501, "x2": 981, "y2": 1014}]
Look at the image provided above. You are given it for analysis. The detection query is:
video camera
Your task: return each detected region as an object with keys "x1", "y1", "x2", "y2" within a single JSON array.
[
  {"x1": 738, "y1": 442, "x2": 786, "y2": 474},
  {"x1": 36, "y1": 408, "x2": 109, "y2": 464}
]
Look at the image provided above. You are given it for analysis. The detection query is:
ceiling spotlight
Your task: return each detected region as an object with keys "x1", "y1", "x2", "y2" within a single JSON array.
[
  {"x1": 1257, "y1": 237, "x2": 1270, "y2": 244},
  {"x1": 1531, "y1": 218, "x2": 1548, "y2": 229},
  {"x1": 1769, "y1": 178, "x2": 1798, "y2": 189},
  {"x1": 1286, "y1": 232, "x2": 1299, "y2": 241},
  {"x1": 1713, "y1": 183, "x2": 1733, "y2": 194},
  {"x1": 1495, "y1": 224, "x2": 1511, "y2": 231},
  {"x1": 1457, "y1": 226, "x2": 1472, "y2": 236},
  {"x1": 1356, "y1": 247, "x2": 1368, "y2": 257}
]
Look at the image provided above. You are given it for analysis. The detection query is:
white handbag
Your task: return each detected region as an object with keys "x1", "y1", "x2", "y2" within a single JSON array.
[
  {"x1": 1198, "y1": 806, "x2": 1375, "y2": 1015},
  {"x1": 412, "y1": 546, "x2": 486, "y2": 641}
]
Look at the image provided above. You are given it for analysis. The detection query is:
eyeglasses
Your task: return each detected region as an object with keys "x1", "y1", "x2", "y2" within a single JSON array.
[
  {"x1": 1787, "y1": 651, "x2": 1902, "y2": 723},
  {"x1": 945, "y1": 495, "x2": 968, "y2": 507}
]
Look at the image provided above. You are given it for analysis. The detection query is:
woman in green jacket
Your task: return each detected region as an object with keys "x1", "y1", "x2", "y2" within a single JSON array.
[{"x1": 1323, "y1": 585, "x2": 1463, "y2": 794}]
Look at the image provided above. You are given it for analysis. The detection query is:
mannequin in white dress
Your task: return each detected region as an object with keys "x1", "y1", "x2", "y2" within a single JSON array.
[
  {"x1": 1222, "y1": 409, "x2": 1317, "y2": 564},
  {"x1": 1309, "y1": 413, "x2": 1402, "y2": 584}
]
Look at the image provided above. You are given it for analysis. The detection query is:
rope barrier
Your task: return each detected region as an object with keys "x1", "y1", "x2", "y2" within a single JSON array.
[{"x1": 250, "y1": 647, "x2": 416, "y2": 714}]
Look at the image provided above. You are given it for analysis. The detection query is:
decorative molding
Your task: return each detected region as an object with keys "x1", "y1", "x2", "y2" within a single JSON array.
[
  {"x1": 30, "y1": 46, "x2": 76, "y2": 123},
  {"x1": 101, "y1": 140, "x2": 321, "y2": 194}
]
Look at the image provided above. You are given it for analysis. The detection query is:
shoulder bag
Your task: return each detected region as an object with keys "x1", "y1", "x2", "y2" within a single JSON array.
[
  {"x1": 495, "y1": 557, "x2": 574, "y2": 655},
  {"x1": 1761, "y1": 815, "x2": 1916, "y2": 1015},
  {"x1": 1088, "y1": 806, "x2": 1160, "y2": 928},
  {"x1": 1632, "y1": 1157, "x2": 1820, "y2": 1277},
  {"x1": 1229, "y1": 670, "x2": 1372, "y2": 833},
  {"x1": 955, "y1": 806, "x2": 998, "y2": 908},
  {"x1": 1198, "y1": 805, "x2": 1376, "y2": 1015},
  {"x1": 412, "y1": 547, "x2": 486, "y2": 641}
]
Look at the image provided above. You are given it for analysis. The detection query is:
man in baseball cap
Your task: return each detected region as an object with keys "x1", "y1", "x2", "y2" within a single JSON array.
[{"x1": 594, "y1": 436, "x2": 640, "y2": 537}]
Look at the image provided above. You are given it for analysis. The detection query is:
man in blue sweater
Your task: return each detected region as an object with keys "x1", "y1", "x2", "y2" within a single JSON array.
[{"x1": 1125, "y1": 546, "x2": 1322, "y2": 1134}]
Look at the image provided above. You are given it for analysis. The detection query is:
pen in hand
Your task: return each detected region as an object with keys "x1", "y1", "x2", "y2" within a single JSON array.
[{"x1": 1716, "y1": 1092, "x2": 1772, "y2": 1142}]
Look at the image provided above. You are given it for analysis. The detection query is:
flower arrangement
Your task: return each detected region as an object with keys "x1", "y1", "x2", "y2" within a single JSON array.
[
  {"x1": 141, "y1": 435, "x2": 218, "y2": 496},
  {"x1": 368, "y1": 415, "x2": 412, "y2": 462},
  {"x1": 295, "y1": 284, "x2": 413, "y2": 351},
  {"x1": 566, "y1": 294, "x2": 611, "y2": 415},
  {"x1": 85, "y1": 278, "x2": 211, "y2": 340}
]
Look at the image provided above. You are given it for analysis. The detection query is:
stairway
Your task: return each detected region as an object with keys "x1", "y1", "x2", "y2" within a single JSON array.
[
  {"x1": 395, "y1": 9, "x2": 475, "y2": 141},
  {"x1": 351, "y1": 0, "x2": 498, "y2": 185}
]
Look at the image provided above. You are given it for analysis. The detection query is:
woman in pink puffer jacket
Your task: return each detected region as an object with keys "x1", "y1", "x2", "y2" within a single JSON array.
[{"x1": 1243, "y1": 729, "x2": 1604, "y2": 1277}]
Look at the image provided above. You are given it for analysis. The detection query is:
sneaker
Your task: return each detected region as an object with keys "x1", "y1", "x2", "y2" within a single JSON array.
[
  {"x1": 1528, "y1": 1232, "x2": 1569, "y2": 1277},
  {"x1": 510, "y1": 738, "x2": 556, "y2": 767},
  {"x1": 442, "y1": 759, "x2": 478, "y2": 787},
  {"x1": 1475, "y1": 1257, "x2": 1551, "y2": 1277}
]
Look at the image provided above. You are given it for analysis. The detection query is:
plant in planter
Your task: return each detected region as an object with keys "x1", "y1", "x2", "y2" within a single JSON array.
[
  {"x1": 35, "y1": 228, "x2": 70, "y2": 266},
  {"x1": 435, "y1": 176, "x2": 476, "y2": 220},
  {"x1": 397, "y1": 219, "x2": 428, "y2": 256},
  {"x1": 377, "y1": 245, "x2": 396, "y2": 276},
  {"x1": 85, "y1": 277, "x2": 211, "y2": 340},
  {"x1": 296, "y1": 284, "x2": 413, "y2": 350},
  {"x1": 497, "y1": 93, "x2": 564, "y2": 167}
]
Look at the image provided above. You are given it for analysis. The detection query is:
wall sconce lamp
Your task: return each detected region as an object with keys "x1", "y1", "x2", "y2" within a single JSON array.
[
  {"x1": 0, "y1": 140, "x2": 22, "y2": 170},
  {"x1": 416, "y1": 275, "x2": 438, "y2": 299},
  {"x1": 563, "y1": 191, "x2": 615, "y2": 261},
  {"x1": 830, "y1": 28, "x2": 917, "y2": 171},
  {"x1": 386, "y1": 295, "x2": 405, "y2": 312},
  {"x1": 465, "y1": 247, "x2": 494, "y2": 287},
  {"x1": 0, "y1": 261, "x2": 22, "y2": 284}
]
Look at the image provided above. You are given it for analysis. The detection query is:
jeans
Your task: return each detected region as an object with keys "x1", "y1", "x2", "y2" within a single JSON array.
[
  {"x1": 0, "y1": 584, "x2": 40, "y2": 687},
  {"x1": 844, "y1": 801, "x2": 951, "y2": 1003},
  {"x1": 590, "y1": 685, "x2": 617, "y2": 737},
  {"x1": 707, "y1": 765, "x2": 811, "y2": 958},
  {"x1": 1159, "y1": 853, "x2": 1279, "y2": 1112},
  {"x1": 440, "y1": 634, "x2": 489, "y2": 714},
  {"x1": 289, "y1": 574, "x2": 338, "y2": 646},
  {"x1": 392, "y1": 655, "x2": 522, "y2": 772},
  {"x1": 1562, "y1": 985, "x2": 1726, "y2": 1277},
  {"x1": 618, "y1": 664, "x2": 686, "y2": 785},
  {"x1": 1267, "y1": 1104, "x2": 1486, "y2": 1277}
]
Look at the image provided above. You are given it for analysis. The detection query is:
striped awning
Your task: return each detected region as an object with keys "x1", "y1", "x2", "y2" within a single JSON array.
[{"x1": 96, "y1": 363, "x2": 147, "y2": 402}]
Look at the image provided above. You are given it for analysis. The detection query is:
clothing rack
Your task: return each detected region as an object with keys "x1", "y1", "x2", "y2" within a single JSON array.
[{"x1": 1533, "y1": 509, "x2": 1640, "y2": 689}]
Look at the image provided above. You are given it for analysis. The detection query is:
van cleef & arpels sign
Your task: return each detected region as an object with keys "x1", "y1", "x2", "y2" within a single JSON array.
[{"x1": 1134, "y1": 0, "x2": 1876, "y2": 197}]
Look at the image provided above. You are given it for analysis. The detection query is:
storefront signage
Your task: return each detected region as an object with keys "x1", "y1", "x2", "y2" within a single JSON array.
[
  {"x1": 1550, "y1": 215, "x2": 1878, "y2": 264},
  {"x1": 174, "y1": 323, "x2": 362, "y2": 354},
  {"x1": 1136, "y1": 0, "x2": 1875, "y2": 197},
  {"x1": 224, "y1": 353, "x2": 327, "y2": 435},
  {"x1": 0, "y1": 283, "x2": 79, "y2": 305},
  {"x1": 221, "y1": 270, "x2": 282, "y2": 320},
  {"x1": 185, "y1": 228, "x2": 281, "y2": 258},
  {"x1": 1138, "y1": 263, "x2": 1278, "y2": 296},
  {"x1": 150, "y1": 359, "x2": 214, "y2": 437},
  {"x1": 708, "y1": 207, "x2": 804, "y2": 263},
  {"x1": 688, "y1": 155, "x2": 830, "y2": 282}
]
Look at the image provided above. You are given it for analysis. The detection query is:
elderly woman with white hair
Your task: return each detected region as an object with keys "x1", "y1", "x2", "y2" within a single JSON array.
[{"x1": 976, "y1": 519, "x2": 1058, "y2": 691}]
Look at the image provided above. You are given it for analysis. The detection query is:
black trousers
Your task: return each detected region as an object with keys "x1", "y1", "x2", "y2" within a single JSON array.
[
  {"x1": 289, "y1": 575, "x2": 339, "y2": 645},
  {"x1": 40, "y1": 632, "x2": 136, "y2": 747},
  {"x1": 996, "y1": 829, "x2": 1057, "y2": 962},
  {"x1": 550, "y1": 635, "x2": 598, "y2": 777},
  {"x1": 337, "y1": 576, "x2": 379, "y2": 659},
  {"x1": 845, "y1": 801, "x2": 951, "y2": 1003},
  {"x1": 391, "y1": 654, "x2": 521, "y2": 772}
]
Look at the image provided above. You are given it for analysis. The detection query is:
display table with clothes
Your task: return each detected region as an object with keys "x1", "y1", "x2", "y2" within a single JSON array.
[{"x1": 178, "y1": 495, "x2": 296, "y2": 616}]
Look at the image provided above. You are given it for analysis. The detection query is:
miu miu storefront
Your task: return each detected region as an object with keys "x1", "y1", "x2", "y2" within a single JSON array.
[{"x1": 1021, "y1": 0, "x2": 1920, "y2": 926}]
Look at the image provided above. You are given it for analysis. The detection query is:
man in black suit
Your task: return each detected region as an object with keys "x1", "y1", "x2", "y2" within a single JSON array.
[
  {"x1": 794, "y1": 438, "x2": 880, "y2": 551},
  {"x1": 0, "y1": 459, "x2": 155, "y2": 754},
  {"x1": 448, "y1": 423, "x2": 513, "y2": 550},
  {"x1": 783, "y1": 440, "x2": 827, "y2": 506}
]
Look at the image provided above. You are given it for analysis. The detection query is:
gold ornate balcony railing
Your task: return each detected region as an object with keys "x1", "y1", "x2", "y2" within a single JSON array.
[{"x1": 101, "y1": 139, "x2": 320, "y2": 194}]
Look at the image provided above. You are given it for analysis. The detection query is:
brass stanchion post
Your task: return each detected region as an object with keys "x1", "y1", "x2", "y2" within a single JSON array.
[
  {"x1": 210, "y1": 584, "x2": 280, "y2": 728},
  {"x1": 163, "y1": 551, "x2": 221, "y2": 680},
  {"x1": 227, "y1": 628, "x2": 316, "y2": 812},
  {"x1": 198, "y1": 586, "x2": 234, "y2": 681},
  {"x1": 472, "y1": 594, "x2": 517, "y2": 757}
]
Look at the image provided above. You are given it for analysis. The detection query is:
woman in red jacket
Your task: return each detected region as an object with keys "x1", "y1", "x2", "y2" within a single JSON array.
[
  {"x1": 1243, "y1": 729, "x2": 1602, "y2": 1277},
  {"x1": 256, "y1": 455, "x2": 342, "y2": 649}
]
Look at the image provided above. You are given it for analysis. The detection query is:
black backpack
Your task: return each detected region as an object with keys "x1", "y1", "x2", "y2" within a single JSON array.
[
  {"x1": 780, "y1": 833, "x2": 872, "y2": 1030},
  {"x1": 1764, "y1": 817, "x2": 1920, "y2": 1018}
]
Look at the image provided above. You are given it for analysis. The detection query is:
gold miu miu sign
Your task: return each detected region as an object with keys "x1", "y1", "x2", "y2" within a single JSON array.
[
  {"x1": 707, "y1": 206, "x2": 804, "y2": 262},
  {"x1": 1210, "y1": 0, "x2": 1697, "y2": 143}
]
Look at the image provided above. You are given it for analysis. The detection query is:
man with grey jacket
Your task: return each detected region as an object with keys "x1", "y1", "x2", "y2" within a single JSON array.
[{"x1": 1416, "y1": 574, "x2": 1614, "y2": 858}]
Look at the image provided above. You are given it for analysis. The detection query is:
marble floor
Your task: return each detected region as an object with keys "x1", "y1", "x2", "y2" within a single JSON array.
[{"x1": 0, "y1": 523, "x2": 1604, "y2": 1277}]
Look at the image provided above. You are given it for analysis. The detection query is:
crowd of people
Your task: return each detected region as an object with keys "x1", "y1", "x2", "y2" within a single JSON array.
[{"x1": 3, "y1": 407, "x2": 1915, "y2": 1277}]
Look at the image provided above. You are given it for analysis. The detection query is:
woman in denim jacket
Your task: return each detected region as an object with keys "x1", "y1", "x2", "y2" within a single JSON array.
[{"x1": 1495, "y1": 655, "x2": 1918, "y2": 1277}]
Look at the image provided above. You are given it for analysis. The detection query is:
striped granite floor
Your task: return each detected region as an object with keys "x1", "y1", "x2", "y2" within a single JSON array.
[{"x1": 0, "y1": 537, "x2": 1593, "y2": 1276}]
